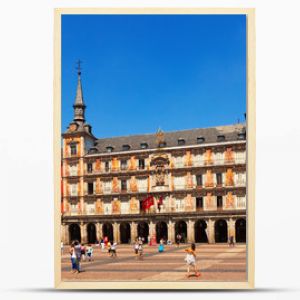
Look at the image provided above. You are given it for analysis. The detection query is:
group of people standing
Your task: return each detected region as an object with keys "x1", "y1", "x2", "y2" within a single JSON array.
[{"x1": 64, "y1": 235, "x2": 202, "y2": 278}]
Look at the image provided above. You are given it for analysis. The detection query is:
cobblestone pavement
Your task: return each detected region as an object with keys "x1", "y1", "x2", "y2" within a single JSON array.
[{"x1": 61, "y1": 244, "x2": 247, "y2": 282}]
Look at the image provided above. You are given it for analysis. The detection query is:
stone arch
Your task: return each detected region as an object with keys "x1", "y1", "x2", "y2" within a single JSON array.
[
  {"x1": 102, "y1": 223, "x2": 114, "y2": 242},
  {"x1": 87, "y1": 223, "x2": 97, "y2": 244},
  {"x1": 235, "y1": 218, "x2": 246, "y2": 243},
  {"x1": 69, "y1": 223, "x2": 81, "y2": 243},
  {"x1": 194, "y1": 219, "x2": 208, "y2": 243},
  {"x1": 175, "y1": 220, "x2": 187, "y2": 243},
  {"x1": 215, "y1": 219, "x2": 228, "y2": 243},
  {"x1": 120, "y1": 222, "x2": 131, "y2": 244},
  {"x1": 137, "y1": 222, "x2": 149, "y2": 241},
  {"x1": 156, "y1": 221, "x2": 168, "y2": 243}
]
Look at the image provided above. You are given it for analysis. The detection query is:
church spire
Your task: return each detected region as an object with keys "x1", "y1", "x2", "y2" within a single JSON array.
[{"x1": 73, "y1": 60, "x2": 86, "y2": 123}]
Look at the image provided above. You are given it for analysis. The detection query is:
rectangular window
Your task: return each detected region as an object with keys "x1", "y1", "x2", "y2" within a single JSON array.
[
  {"x1": 105, "y1": 161, "x2": 109, "y2": 172},
  {"x1": 70, "y1": 144, "x2": 77, "y2": 156},
  {"x1": 88, "y1": 182, "x2": 94, "y2": 195},
  {"x1": 120, "y1": 160, "x2": 127, "y2": 170},
  {"x1": 139, "y1": 159, "x2": 145, "y2": 169},
  {"x1": 87, "y1": 163, "x2": 93, "y2": 173},
  {"x1": 217, "y1": 196, "x2": 223, "y2": 208},
  {"x1": 216, "y1": 173, "x2": 222, "y2": 185},
  {"x1": 196, "y1": 174, "x2": 203, "y2": 186},
  {"x1": 121, "y1": 179, "x2": 127, "y2": 191},
  {"x1": 70, "y1": 184, "x2": 78, "y2": 196},
  {"x1": 196, "y1": 197, "x2": 203, "y2": 209}
]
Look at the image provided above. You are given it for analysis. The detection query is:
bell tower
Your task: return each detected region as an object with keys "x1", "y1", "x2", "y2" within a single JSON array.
[{"x1": 73, "y1": 60, "x2": 86, "y2": 124}]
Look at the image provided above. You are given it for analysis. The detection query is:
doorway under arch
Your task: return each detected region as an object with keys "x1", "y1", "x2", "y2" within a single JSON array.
[
  {"x1": 120, "y1": 222, "x2": 131, "y2": 244},
  {"x1": 102, "y1": 223, "x2": 114, "y2": 242},
  {"x1": 235, "y1": 218, "x2": 246, "y2": 243},
  {"x1": 87, "y1": 223, "x2": 97, "y2": 244},
  {"x1": 215, "y1": 219, "x2": 228, "y2": 243},
  {"x1": 137, "y1": 222, "x2": 149, "y2": 241},
  {"x1": 156, "y1": 221, "x2": 168, "y2": 243},
  {"x1": 175, "y1": 220, "x2": 187, "y2": 243},
  {"x1": 69, "y1": 223, "x2": 81, "y2": 243},
  {"x1": 194, "y1": 220, "x2": 208, "y2": 243}
]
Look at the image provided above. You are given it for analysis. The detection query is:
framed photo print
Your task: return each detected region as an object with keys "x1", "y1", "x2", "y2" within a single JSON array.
[{"x1": 54, "y1": 7, "x2": 255, "y2": 289}]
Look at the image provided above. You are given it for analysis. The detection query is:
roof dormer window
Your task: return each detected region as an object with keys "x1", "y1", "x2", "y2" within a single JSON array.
[
  {"x1": 178, "y1": 138, "x2": 185, "y2": 146},
  {"x1": 140, "y1": 142, "x2": 148, "y2": 149},
  {"x1": 106, "y1": 146, "x2": 114, "y2": 153},
  {"x1": 122, "y1": 144, "x2": 131, "y2": 151},
  {"x1": 217, "y1": 135, "x2": 225, "y2": 142},
  {"x1": 197, "y1": 137, "x2": 205, "y2": 144},
  {"x1": 238, "y1": 132, "x2": 246, "y2": 140}
]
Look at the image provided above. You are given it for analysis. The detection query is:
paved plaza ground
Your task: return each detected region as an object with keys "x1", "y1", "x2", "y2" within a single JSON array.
[{"x1": 61, "y1": 243, "x2": 247, "y2": 282}]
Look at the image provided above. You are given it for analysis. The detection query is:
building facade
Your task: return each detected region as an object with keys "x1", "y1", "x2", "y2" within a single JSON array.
[{"x1": 61, "y1": 71, "x2": 247, "y2": 245}]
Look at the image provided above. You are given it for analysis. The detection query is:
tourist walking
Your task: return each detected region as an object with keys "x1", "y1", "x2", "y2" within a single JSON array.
[
  {"x1": 138, "y1": 242, "x2": 144, "y2": 260},
  {"x1": 74, "y1": 240, "x2": 82, "y2": 272},
  {"x1": 86, "y1": 244, "x2": 94, "y2": 261},
  {"x1": 61, "y1": 241, "x2": 64, "y2": 256},
  {"x1": 100, "y1": 238, "x2": 105, "y2": 252},
  {"x1": 176, "y1": 234, "x2": 182, "y2": 247},
  {"x1": 107, "y1": 241, "x2": 112, "y2": 255},
  {"x1": 158, "y1": 239, "x2": 164, "y2": 253},
  {"x1": 69, "y1": 242, "x2": 78, "y2": 273},
  {"x1": 134, "y1": 241, "x2": 139, "y2": 257},
  {"x1": 229, "y1": 235, "x2": 235, "y2": 247},
  {"x1": 110, "y1": 242, "x2": 117, "y2": 258},
  {"x1": 80, "y1": 244, "x2": 86, "y2": 262},
  {"x1": 184, "y1": 243, "x2": 201, "y2": 278}
]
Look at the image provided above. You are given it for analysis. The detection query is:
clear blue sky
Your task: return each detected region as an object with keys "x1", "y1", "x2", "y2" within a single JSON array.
[{"x1": 62, "y1": 14, "x2": 246, "y2": 138}]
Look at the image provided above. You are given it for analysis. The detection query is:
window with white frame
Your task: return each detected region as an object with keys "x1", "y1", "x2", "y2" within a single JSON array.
[
  {"x1": 173, "y1": 176, "x2": 185, "y2": 190},
  {"x1": 137, "y1": 178, "x2": 147, "y2": 192},
  {"x1": 70, "y1": 184, "x2": 78, "y2": 196},
  {"x1": 103, "y1": 180, "x2": 112, "y2": 194},
  {"x1": 236, "y1": 196, "x2": 246, "y2": 209},
  {"x1": 69, "y1": 164, "x2": 78, "y2": 176}
]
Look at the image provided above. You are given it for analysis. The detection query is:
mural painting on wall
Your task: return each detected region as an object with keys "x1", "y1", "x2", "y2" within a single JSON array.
[
  {"x1": 112, "y1": 198, "x2": 121, "y2": 214},
  {"x1": 155, "y1": 166, "x2": 166, "y2": 186},
  {"x1": 129, "y1": 156, "x2": 137, "y2": 170},
  {"x1": 225, "y1": 192, "x2": 235, "y2": 208},
  {"x1": 169, "y1": 195, "x2": 175, "y2": 212},
  {"x1": 185, "y1": 150, "x2": 193, "y2": 167},
  {"x1": 129, "y1": 197, "x2": 139, "y2": 214},
  {"x1": 95, "y1": 199, "x2": 104, "y2": 214},
  {"x1": 169, "y1": 157, "x2": 175, "y2": 168},
  {"x1": 225, "y1": 169, "x2": 234, "y2": 186},
  {"x1": 186, "y1": 172, "x2": 194, "y2": 189},
  {"x1": 185, "y1": 194, "x2": 194, "y2": 212},
  {"x1": 206, "y1": 192, "x2": 215, "y2": 209},
  {"x1": 112, "y1": 177, "x2": 120, "y2": 193},
  {"x1": 130, "y1": 176, "x2": 138, "y2": 192},
  {"x1": 77, "y1": 182, "x2": 81, "y2": 197},
  {"x1": 95, "y1": 158, "x2": 101, "y2": 172},
  {"x1": 112, "y1": 158, "x2": 119, "y2": 171},
  {"x1": 96, "y1": 178, "x2": 102, "y2": 194},
  {"x1": 204, "y1": 149, "x2": 213, "y2": 165},
  {"x1": 225, "y1": 147, "x2": 234, "y2": 163},
  {"x1": 77, "y1": 201, "x2": 82, "y2": 214},
  {"x1": 205, "y1": 170, "x2": 214, "y2": 187}
]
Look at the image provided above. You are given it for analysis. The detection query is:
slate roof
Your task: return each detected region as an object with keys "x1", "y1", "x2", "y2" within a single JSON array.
[{"x1": 92, "y1": 123, "x2": 246, "y2": 154}]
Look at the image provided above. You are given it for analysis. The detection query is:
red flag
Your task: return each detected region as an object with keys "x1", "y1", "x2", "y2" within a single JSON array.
[{"x1": 157, "y1": 196, "x2": 163, "y2": 205}]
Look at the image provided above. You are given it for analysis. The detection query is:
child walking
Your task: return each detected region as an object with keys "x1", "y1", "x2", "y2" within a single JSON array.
[{"x1": 184, "y1": 243, "x2": 201, "y2": 278}]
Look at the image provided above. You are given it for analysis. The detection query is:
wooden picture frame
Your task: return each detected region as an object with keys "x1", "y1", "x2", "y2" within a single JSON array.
[{"x1": 54, "y1": 7, "x2": 255, "y2": 289}]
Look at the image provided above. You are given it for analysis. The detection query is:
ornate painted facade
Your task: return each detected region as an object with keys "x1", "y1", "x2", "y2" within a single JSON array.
[{"x1": 61, "y1": 71, "x2": 247, "y2": 245}]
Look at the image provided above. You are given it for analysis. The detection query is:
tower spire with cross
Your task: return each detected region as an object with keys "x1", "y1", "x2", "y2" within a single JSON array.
[{"x1": 73, "y1": 59, "x2": 86, "y2": 123}]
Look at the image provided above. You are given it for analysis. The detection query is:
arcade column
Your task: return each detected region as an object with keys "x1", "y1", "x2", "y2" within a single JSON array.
[
  {"x1": 187, "y1": 220, "x2": 195, "y2": 243},
  {"x1": 113, "y1": 223, "x2": 120, "y2": 243},
  {"x1": 80, "y1": 222, "x2": 88, "y2": 244},
  {"x1": 207, "y1": 219, "x2": 215, "y2": 244},
  {"x1": 168, "y1": 220, "x2": 175, "y2": 243}
]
